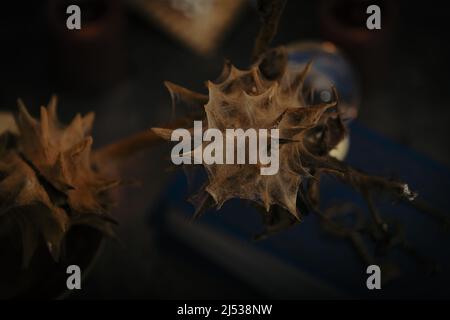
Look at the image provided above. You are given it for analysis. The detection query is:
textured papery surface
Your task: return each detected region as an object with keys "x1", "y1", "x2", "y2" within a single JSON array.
[
  {"x1": 0, "y1": 97, "x2": 118, "y2": 266},
  {"x1": 153, "y1": 48, "x2": 350, "y2": 220}
]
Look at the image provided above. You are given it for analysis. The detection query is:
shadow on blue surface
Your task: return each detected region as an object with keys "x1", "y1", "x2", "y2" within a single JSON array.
[{"x1": 149, "y1": 121, "x2": 450, "y2": 299}]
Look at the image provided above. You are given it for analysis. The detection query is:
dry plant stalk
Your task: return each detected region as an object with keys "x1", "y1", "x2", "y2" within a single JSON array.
[{"x1": 252, "y1": 0, "x2": 287, "y2": 62}]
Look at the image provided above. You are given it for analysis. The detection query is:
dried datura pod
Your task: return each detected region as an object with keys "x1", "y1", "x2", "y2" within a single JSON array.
[
  {"x1": 0, "y1": 97, "x2": 158, "y2": 298},
  {"x1": 152, "y1": 47, "x2": 416, "y2": 223},
  {"x1": 1, "y1": 97, "x2": 117, "y2": 260},
  {"x1": 152, "y1": 46, "x2": 441, "y2": 282}
]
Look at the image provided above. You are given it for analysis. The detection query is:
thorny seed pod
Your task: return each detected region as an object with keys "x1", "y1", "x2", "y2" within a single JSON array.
[
  {"x1": 0, "y1": 96, "x2": 159, "y2": 298},
  {"x1": 0, "y1": 97, "x2": 118, "y2": 263},
  {"x1": 152, "y1": 47, "x2": 417, "y2": 234}
]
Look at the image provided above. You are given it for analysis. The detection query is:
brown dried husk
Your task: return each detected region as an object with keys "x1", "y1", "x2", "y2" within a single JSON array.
[
  {"x1": 0, "y1": 97, "x2": 120, "y2": 298},
  {"x1": 0, "y1": 89, "x2": 186, "y2": 298},
  {"x1": 0, "y1": 97, "x2": 119, "y2": 266},
  {"x1": 152, "y1": 47, "x2": 416, "y2": 232}
]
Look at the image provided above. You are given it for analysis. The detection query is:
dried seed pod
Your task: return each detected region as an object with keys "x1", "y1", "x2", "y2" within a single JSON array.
[
  {"x1": 152, "y1": 47, "x2": 425, "y2": 280},
  {"x1": 0, "y1": 97, "x2": 120, "y2": 265},
  {"x1": 152, "y1": 48, "x2": 356, "y2": 220},
  {"x1": 1, "y1": 94, "x2": 169, "y2": 298}
]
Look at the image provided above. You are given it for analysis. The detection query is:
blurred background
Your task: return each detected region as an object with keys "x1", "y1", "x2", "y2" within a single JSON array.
[{"x1": 0, "y1": 0, "x2": 449, "y2": 299}]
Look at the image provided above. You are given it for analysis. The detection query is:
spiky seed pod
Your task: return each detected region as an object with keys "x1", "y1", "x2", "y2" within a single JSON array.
[
  {"x1": 0, "y1": 96, "x2": 118, "y2": 269},
  {"x1": 151, "y1": 48, "x2": 423, "y2": 273},
  {"x1": 152, "y1": 48, "x2": 349, "y2": 219}
]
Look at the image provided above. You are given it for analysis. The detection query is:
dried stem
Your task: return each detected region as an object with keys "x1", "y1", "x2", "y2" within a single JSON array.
[
  {"x1": 252, "y1": 0, "x2": 287, "y2": 63},
  {"x1": 409, "y1": 198, "x2": 450, "y2": 230},
  {"x1": 93, "y1": 118, "x2": 190, "y2": 167},
  {"x1": 94, "y1": 130, "x2": 160, "y2": 166}
]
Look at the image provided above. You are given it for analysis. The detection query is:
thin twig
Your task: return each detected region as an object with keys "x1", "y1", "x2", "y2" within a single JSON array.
[{"x1": 252, "y1": 0, "x2": 287, "y2": 62}]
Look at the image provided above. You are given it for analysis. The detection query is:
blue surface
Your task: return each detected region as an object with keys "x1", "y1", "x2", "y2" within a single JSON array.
[{"x1": 150, "y1": 121, "x2": 450, "y2": 299}]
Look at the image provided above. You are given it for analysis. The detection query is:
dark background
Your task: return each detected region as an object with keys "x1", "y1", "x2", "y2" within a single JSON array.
[
  {"x1": 1, "y1": 0, "x2": 449, "y2": 166},
  {"x1": 1, "y1": 0, "x2": 449, "y2": 299}
]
